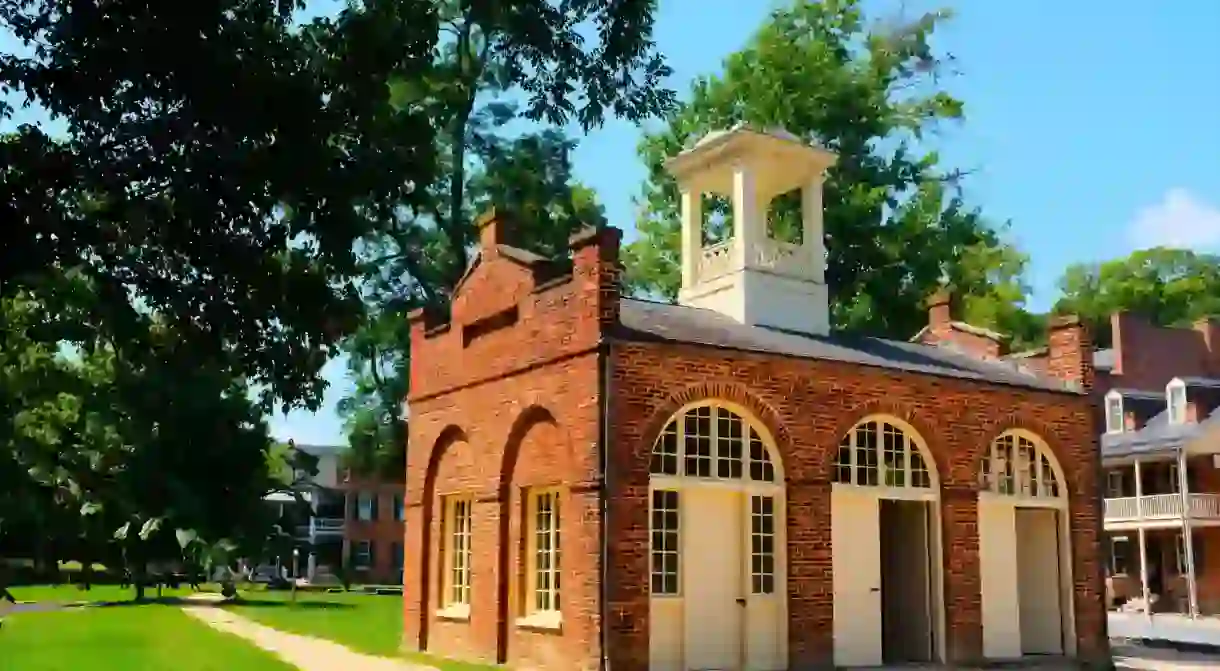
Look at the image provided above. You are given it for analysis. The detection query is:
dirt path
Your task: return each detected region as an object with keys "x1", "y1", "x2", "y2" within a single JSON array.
[{"x1": 182, "y1": 599, "x2": 436, "y2": 671}]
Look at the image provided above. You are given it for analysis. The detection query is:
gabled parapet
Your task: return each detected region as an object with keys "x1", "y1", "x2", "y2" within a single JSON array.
[{"x1": 407, "y1": 209, "x2": 622, "y2": 400}]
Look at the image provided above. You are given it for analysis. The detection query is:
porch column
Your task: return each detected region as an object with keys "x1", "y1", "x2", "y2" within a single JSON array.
[
  {"x1": 1137, "y1": 527, "x2": 1151, "y2": 621},
  {"x1": 1177, "y1": 449, "x2": 1199, "y2": 617},
  {"x1": 1134, "y1": 459, "x2": 1143, "y2": 517},
  {"x1": 307, "y1": 552, "x2": 317, "y2": 582}
]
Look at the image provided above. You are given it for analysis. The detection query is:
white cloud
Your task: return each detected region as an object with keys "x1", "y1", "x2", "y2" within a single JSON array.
[{"x1": 1127, "y1": 188, "x2": 1220, "y2": 249}]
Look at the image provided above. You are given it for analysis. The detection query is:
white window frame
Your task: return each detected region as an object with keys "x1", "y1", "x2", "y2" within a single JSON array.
[
  {"x1": 649, "y1": 489, "x2": 681, "y2": 596},
  {"x1": 357, "y1": 491, "x2": 375, "y2": 521},
  {"x1": 1106, "y1": 469, "x2": 1126, "y2": 498},
  {"x1": 1168, "y1": 378, "x2": 1188, "y2": 425},
  {"x1": 439, "y1": 496, "x2": 472, "y2": 617},
  {"x1": 519, "y1": 488, "x2": 562, "y2": 629},
  {"x1": 1105, "y1": 392, "x2": 1125, "y2": 434},
  {"x1": 1110, "y1": 536, "x2": 1132, "y2": 576}
]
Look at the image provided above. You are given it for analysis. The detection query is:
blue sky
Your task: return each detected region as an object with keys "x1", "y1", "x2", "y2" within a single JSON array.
[{"x1": 5, "y1": 1, "x2": 1219, "y2": 446}]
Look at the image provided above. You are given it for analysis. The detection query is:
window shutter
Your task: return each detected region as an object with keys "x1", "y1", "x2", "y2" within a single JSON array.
[
  {"x1": 368, "y1": 541, "x2": 377, "y2": 568},
  {"x1": 371, "y1": 494, "x2": 379, "y2": 521}
]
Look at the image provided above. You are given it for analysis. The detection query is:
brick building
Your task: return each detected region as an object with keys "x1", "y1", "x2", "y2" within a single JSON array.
[
  {"x1": 1063, "y1": 313, "x2": 1220, "y2": 621},
  {"x1": 341, "y1": 472, "x2": 407, "y2": 584},
  {"x1": 403, "y1": 126, "x2": 1108, "y2": 670},
  {"x1": 266, "y1": 442, "x2": 406, "y2": 585}
]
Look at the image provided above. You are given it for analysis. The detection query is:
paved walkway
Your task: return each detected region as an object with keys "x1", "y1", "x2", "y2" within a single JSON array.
[{"x1": 181, "y1": 597, "x2": 435, "y2": 671}]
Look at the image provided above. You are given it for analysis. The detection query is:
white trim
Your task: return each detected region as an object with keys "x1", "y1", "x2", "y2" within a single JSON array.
[
  {"x1": 1105, "y1": 391, "x2": 1125, "y2": 434},
  {"x1": 980, "y1": 429, "x2": 1068, "y2": 500},
  {"x1": 524, "y1": 487, "x2": 562, "y2": 620},
  {"x1": 832, "y1": 414, "x2": 941, "y2": 491},
  {"x1": 1168, "y1": 378, "x2": 1188, "y2": 425}
]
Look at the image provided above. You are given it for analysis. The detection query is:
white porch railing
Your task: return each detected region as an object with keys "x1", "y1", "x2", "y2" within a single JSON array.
[
  {"x1": 1104, "y1": 493, "x2": 1220, "y2": 523},
  {"x1": 294, "y1": 516, "x2": 346, "y2": 539}
]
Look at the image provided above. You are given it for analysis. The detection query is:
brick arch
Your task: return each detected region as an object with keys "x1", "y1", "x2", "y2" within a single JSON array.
[
  {"x1": 495, "y1": 404, "x2": 569, "y2": 664},
  {"x1": 417, "y1": 424, "x2": 468, "y2": 651},
  {"x1": 497, "y1": 404, "x2": 572, "y2": 494},
  {"x1": 979, "y1": 412, "x2": 1081, "y2": 497},
  {"x1": 635, "y1": 380, "x2": 792, "y2": 479},
  {"x1": 823, "y1": 398, "x2": 950, "y2": 486}
]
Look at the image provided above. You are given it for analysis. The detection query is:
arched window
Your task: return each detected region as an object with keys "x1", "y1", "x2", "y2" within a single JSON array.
[
  {"x1": 650, "y1": 404, "x2": 776, "y2": 482},
  {"x1": 833, "y1": 418, "x2": 933, "y2": 488},
  {"x1": 980, "y1": 432, "x2": 1062, "y2": 498}
]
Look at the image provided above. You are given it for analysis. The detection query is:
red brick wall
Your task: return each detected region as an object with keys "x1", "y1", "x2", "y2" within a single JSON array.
[
  {"x1": 402, "y1": 222, "x2": 618, "y2": 670},
  {"x1": 404, "y1": 219, "x2": 1108, "y2": 669},
  {"x1": 340, "y1": 477, "x2": 405, "y2": 584},
  {"x1": 606, "y1": 341, "x2": 1107, "y2": 669},
  {"x1": 1111, "y1": 312, "x2": 1219, "y2": 389}
]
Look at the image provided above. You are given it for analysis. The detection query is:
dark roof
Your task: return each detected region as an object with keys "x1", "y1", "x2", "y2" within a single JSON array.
[
  {"x1": 1108, "y1": 388, "x2": 1165, "y2": 402},
  {"x1": 615, "y1": 298, "x2": 1074, "y2": 393},
  {"x1": 1178, "y1": 376, "x2": 1220, "y2": 390},
  {"x1": 1101, "y1": 408, "x2": 1218, "y2": 457}
]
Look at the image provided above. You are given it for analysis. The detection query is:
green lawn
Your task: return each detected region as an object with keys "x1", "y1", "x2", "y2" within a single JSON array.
[
  {"x1": 226, "y1": 589, "x2": 499, "y2": 670},
  {"x1": 1, "y1": 603, "x2": 297, "y2": 670},
  {"x1": 7, "y1": 583, "x2": 198, "y2": 604}
]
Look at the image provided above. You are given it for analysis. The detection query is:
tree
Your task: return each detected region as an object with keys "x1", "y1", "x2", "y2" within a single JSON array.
[
  {"x1": 1053, "y1": 247, "x2": 1220, "y2": 348},
  {"x1": 622, "y1": 0, "x2": 1032, "y2": 340},
  {"x1": 336, "y1": 0, "x2": 671, "y2": 475},
  {"x1": 1, "y1": 0, "x2": 438, "y2": 410},
  {"x1": 2, "y1": 282, "x2": 291, "y2": 598}
]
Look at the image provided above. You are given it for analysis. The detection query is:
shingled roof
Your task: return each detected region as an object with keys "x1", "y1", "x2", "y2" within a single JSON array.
[{"x1": 615, "y1": 298, "x2": 1074, "y2": 393}]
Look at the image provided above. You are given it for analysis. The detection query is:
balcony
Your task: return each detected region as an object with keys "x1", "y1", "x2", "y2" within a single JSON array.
[
  {"x1": 1103, "y1": 493, "x2": 1220, "y2": 525},
  {"x1": 294, "y1": 516, "x2": 346, "y2": 539}
]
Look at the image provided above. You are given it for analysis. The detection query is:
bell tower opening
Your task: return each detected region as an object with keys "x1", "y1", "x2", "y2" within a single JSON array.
[{"x1": 664, "y1": 124, "x2": 837, "y2": 336}]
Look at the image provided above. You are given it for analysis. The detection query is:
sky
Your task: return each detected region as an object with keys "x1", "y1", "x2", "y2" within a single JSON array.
[{"x1": 5, "y1": 1, "x2": 1219, "y2": 446}]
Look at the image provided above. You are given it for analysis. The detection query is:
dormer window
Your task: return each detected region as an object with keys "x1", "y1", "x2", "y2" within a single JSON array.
[
  {"x1": 1168, "y1": 378, "x2": 1188, "y2": 424},
  {"x1": 1105, "y1": 392, "x2": 1124, "y2": 434}
]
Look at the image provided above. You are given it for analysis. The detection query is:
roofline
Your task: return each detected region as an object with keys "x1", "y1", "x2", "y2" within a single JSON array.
[{"x1": 610, "y1": 331, "x2": 1085, "y2": 397}]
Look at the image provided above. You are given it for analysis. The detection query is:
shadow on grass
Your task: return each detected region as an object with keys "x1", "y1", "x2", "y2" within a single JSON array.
[
  {"x1": 8, "y1": 596, "x2": 189, "y2": 614},
  {"x1": 219, "y1": 599, "x2": 357, "y2": 610}
]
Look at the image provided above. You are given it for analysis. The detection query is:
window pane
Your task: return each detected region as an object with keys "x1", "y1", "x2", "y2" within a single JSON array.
[
  {"x1": 650, "y1": 489, "x2": 681, "y2": 595},
  {"x1": 532, "y1": 491, "x2": 561, "y2": 613},
  {"x1": 750, "y1": 495, "x2": 776, "y2": 595}
]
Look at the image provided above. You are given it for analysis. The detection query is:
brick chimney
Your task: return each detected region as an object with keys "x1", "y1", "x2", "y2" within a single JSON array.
[
  {"x1": 916, "y1": 286, "x2": 1007, "y2": 359},
  {"x1": 926, "y1": 287, "x2": 952, "y2": 329},
  {"x1": 477, "y1": 207, "x2": 514, "y2": 250},
  {"x1": 569, "y1": 224, "x2": 623, "y2": 327},
  {"x1": 1193, "y1": 317, "x2": 1220, "y2": 375},
  {"x1": 1047, "y1": 314, "x2": 1094, "y2": 392}
]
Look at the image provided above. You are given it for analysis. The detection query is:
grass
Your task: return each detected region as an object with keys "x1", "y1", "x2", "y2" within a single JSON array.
[
  {"x1": 7, "y1": 583, "x2": 200, "y2": 604},
  {"x1": 225, "y1": 588, "x2": 403, "y2": 656},
  {"x1": 0, "y1": 603, "x2": 297, "y2": 670},
  {"x1": 226, "y1": 589, "x2": 500, "y2": 671}
]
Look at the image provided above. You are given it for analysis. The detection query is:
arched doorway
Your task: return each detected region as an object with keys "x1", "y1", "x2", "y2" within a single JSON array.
[
  {"x1": 831, "y1": 416, "x2": 945, "y2": 667},
  {"x1": 977, "y1": 430, "x2": 1073, "y2": 659},
  {"x1": 647, "y1": 401, "x2": 786, "y2": 671}
]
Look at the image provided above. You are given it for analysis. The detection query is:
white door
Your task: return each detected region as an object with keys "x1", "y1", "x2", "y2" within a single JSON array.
[
  {"x1": 978, "y1": 498, "x2": 1021, "y2": 659},
  {"x1": 1016, "y1": 508, "x2": 1064, "y2": 655},
  {"x1": 832, "y1": 489, "x2": 882, "y2": 667},
  {"x1": 684, "y1": 487, "x2": 743, "y2": 669},
  {"x1": 745, "y1": 494, "x2": 783, "y2": 670}
]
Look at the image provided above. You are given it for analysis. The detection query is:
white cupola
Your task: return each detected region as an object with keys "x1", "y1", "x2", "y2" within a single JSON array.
[{"x1": 663, "y1": 124, "x2": 838, "y2": 336}]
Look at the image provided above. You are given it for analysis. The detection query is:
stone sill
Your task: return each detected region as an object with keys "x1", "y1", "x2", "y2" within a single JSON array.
[
  {"x1": 435, "y1": 604, "x2": 471, "y2": 622},
  {"x1": 514, "y1": 610, "x2": 562, "y2": 632}
]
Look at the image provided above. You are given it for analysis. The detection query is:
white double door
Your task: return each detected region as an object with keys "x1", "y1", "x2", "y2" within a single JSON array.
[
  {"x1": 831, "y1": 488, "x2": 936, "y2": 668},
  {"x1": 682, "y1": 486, "x2": 783, "y2": 671}
]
